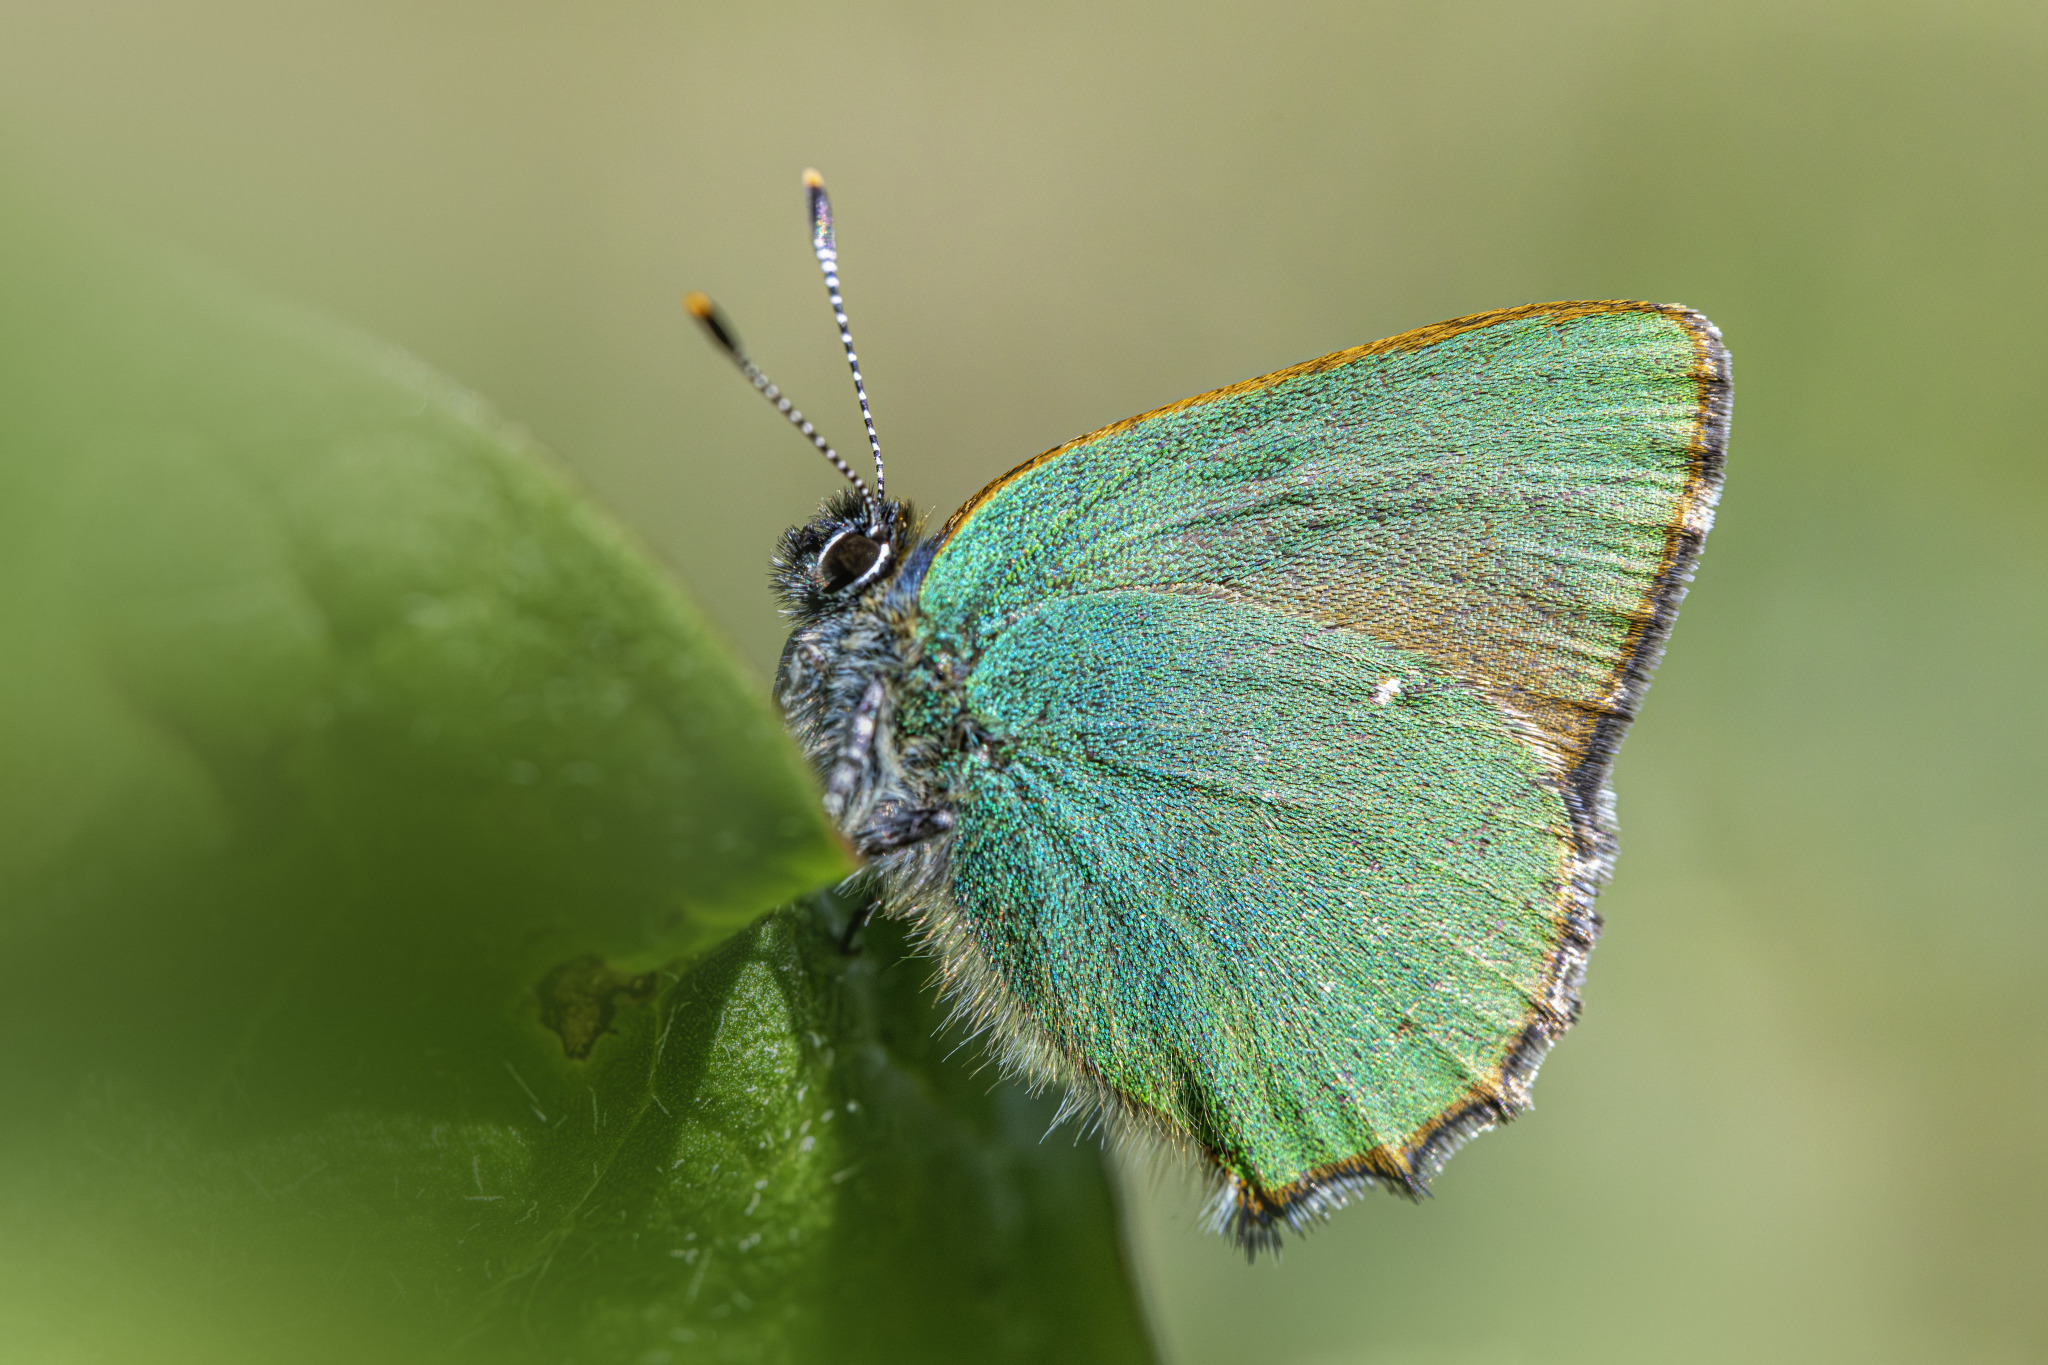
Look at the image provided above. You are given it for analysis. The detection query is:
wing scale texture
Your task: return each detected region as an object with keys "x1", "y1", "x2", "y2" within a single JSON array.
[{"x1": 909, "y1": 301, "x2": 1728, "y2": 1247}]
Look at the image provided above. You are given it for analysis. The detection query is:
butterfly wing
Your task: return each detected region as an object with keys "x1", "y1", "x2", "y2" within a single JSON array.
[{"x1": 908, "y1": 301, "x2": 1728, "y2": 1248}]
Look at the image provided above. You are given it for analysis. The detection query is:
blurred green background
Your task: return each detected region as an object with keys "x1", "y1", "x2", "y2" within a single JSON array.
[{"x1": 1, "y1": 1, "x2": 2042, "y2": 1362}]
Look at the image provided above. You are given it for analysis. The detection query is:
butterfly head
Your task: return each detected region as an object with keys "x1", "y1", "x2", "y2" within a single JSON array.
[{"x1": 772, "y1": 489, "x2": 922, "y2": 625}]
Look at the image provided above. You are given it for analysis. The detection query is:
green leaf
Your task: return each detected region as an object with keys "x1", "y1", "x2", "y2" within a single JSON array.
[{"x1": 0, "y1": 187, "x2": 1154, "y2": 1362}]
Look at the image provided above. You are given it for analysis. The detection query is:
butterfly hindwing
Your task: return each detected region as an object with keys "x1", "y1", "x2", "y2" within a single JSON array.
[{"x1": 907, "y1": 301, "x2": 1728, "y2": 1245}]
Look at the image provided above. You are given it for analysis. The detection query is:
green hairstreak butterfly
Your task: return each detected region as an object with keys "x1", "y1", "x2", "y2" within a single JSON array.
[{"x1": 686, "y1": 169, "x2": 1729, "y2": 1254}]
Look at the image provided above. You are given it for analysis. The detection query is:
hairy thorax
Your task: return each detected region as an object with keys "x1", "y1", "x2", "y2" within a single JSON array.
[{"x1": 771, "y1": 498, "x2": 992, "y2": 874}]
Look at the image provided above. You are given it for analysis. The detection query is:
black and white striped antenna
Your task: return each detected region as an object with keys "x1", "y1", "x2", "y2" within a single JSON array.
[
  {"x1": 803, "y1": 168, "x2": 885, "y2": 502},
  {"x1": 682, "y1": 290, "x2": 872, "y2": 501}
]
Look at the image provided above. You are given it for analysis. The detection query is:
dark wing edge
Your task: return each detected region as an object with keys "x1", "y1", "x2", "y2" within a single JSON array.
[
  {"x1": 894, "y1": 304, "x2": 1733, "y2": 1258},
  {"x1": 1210, "y1": 305, "x2": 1733, "y2": 1255}
]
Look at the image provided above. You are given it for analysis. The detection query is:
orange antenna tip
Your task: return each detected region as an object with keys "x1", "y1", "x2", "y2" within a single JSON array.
[
  {"x1": 801, "y1": 167, "x2": 825, "y2": 189},
  {"x1": 678, "y1": 285, "x2": 871, "y2": 500},
  {"x1": 682, "y1": 291, "x2": 742, "y2": 359}
]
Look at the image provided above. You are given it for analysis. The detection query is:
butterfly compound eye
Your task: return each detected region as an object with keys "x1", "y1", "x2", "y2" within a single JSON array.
[{"x1": 816, "y1": 532, "x2": 887, "y2": 594}]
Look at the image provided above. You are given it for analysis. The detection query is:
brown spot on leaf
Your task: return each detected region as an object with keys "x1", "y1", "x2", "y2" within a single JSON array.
[{"x1": 536, "y1": 954, "x2": 662, "y2": 1059}]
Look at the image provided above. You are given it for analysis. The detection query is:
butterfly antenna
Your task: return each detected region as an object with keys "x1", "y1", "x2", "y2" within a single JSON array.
[
  {"x1": 804, "y1": 168, "x2": 886, "y2": 504},
  {"x1": 682, "y1": 291, "x2": 872, "y2": 500}
]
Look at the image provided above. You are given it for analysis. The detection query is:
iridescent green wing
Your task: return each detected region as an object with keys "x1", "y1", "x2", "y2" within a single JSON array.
[{"x1": 911, "y1": 302, "x2": 1728, "y2": 1248}]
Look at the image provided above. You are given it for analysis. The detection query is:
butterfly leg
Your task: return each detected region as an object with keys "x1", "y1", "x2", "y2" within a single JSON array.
[
  {"x1": 838, "y1": 896, "x2": 878, "y2": 955},
  {"x1": 824, "y1": 675, "x2": 957, "y2": 855},
  {"x1": 820, "y1": 676, "x2": 886, "y2": 824},
  {"x1": 854, "y1": 804, "x2": 954, "y2": 856},
  {"x1": 839, "y1": 805, "x2": 951, "y2": 954}
]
